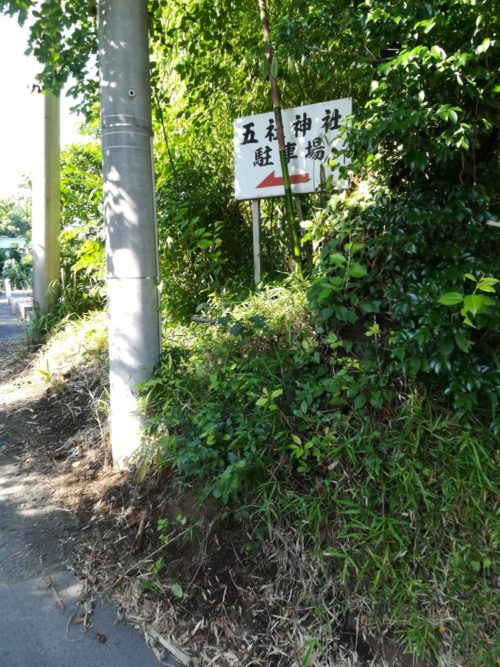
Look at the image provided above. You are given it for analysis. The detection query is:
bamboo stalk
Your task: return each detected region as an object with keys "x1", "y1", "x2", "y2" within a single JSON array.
[{"x1": 257, "y1": 0, "x2": 303, "y2": 278}]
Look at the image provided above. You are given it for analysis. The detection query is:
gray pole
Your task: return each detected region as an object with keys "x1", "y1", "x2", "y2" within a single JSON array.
[
  {"x1": 98, "y1": 0, "x2": 161, "y2": 465},
  {"x1": 32, "y1": 91, "x2": 60, "y2": 316},
  {"x1": 251, "y1": 199, "x2": 261, "y2": 286}
]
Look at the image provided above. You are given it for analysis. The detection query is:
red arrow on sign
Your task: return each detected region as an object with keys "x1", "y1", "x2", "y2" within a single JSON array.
[{"x1": 256, "y1": 170, "x2": 310, "y2": 189}]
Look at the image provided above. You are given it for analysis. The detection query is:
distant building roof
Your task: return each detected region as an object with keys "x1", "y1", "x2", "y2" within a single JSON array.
[{"x1": 0, "y1": 237, "x2": 26, "y2": 249}]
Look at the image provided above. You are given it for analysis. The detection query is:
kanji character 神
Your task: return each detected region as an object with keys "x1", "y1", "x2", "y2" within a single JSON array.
[{"x1": 292, "y1": 112, "x2": 312, "y2": 137}]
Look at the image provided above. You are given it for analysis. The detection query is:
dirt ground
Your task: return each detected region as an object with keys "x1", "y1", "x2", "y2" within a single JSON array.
[
  {"x1": 0, "y1": 337, "x2": 81, "y2": 582},
  {"x1": 0, "y1": 323, "x2": 431, "y2": 666}
]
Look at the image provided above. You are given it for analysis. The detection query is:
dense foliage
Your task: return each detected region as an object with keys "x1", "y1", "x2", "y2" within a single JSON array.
[
  {"x1": 59, "y1": 141, "x2": 105, "y2": 313},
  {"x1": 0, "y1": 189, "x2": 32, "y2": 288},
  {"x1": 0, "y1": 191, "x2": 31, "y2": 238},
  {"x1": 150, "y1": 2, "x2": 500, "y2": 660},
  {"x1": 0, "y1": 252, "x2": 32, "y2": 289},
  {"x1": 2, "y1": 0, "x2": 498, "y2": 662}
]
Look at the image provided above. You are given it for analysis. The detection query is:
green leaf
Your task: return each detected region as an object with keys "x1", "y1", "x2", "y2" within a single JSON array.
[
  {"x1": 476, "y1": 38, "x2": 492, "y2": 55},
  {"x1": 136, "y1": 457, "x2": 150, "y2": 483},
  {"x1": 229, "y1": 321, "x2": 245, "y2": 336},
  {"x1": 453, "y1": 331, "x2": 473, "y2": 353},
  {"x1": 318, "y1": 286, "x2": 334, "y2": 300},
  {"x1": 348, "y1": 262, "x2": 367, "y2": 278},
  {"x1": 359, "y1": 301, "x2": 381, "y2": 315},
  {"x1": 354, "y1": 394, "x2": 366, "y2": 409},
  {"x1": 477, "y1": 277, "x2": 498, "y2": 293},
  {"x1": 334, "y1": 305, "x2": 349, "y2": 321},
  {"x1": 345, "y1": 242, "x2": 364, "y2": 253},
  {"x1": 249, "y1": 314, "x2": 267, "y2": 328},
  {"x1": 431, "y1": 45, "x2": 447, "y2": 59},
  {"x1": 170, "y1": 583, "x2": 183, "y2": 598},
  {"x1": 462, "y1": 313, "x2": 475, "y2": 328},
  {"x1": 477, "y1": 283, "x2": 497, "y2": 293},
  {"x1": 479, "y1": 276, "x2": 499, "y2": 286},
  {"x1": 323, "y1": 548, "x2": 348, "y2": 559},
  {"x1": 438, "y1": 292, "x2": 463, "y2": 306},
  {"x1": 463, "y1": 294, "x2": 495, "y2": 316},
  {"x1": 331, "y1": 252, "x2": 346, "y2": 267},
  {"x1": 365, "y1": 321, "x2": 381, "y2": 337},
  {"x1": 437, "y1": 104, "x2": 459, "y2": 123}
]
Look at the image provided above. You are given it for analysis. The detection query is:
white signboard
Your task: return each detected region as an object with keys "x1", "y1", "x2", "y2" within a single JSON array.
[{"x1": 234, "y1": 98, "x2": 351, "y2": 201}]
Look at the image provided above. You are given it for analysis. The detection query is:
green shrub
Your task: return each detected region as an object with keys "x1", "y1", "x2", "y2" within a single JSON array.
[
  {"x1": 143, "y1": 285, "x2": 313, "y2": 500},
  {"x1": 305, "y1": 185, "x2": 500, "y2": 433},
  {"x1": 1, "y1": 257, "x2": 31, "y2": 289},
  {"x1": 299, "y1": 0, "x2": 500, "y2": 433},
  {"x1": 58, "y1": 141, "x2": 106, "y2": 313},
  {"x1": 142, "y1": 286, "x2": 498, "y2": 662},
  {"x1": 303, "y1": 406, "x2": 498, "y2": 661}
]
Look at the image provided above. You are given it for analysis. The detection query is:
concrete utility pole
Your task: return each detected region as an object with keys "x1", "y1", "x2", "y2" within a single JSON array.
[
  {"x1": 32, "y1": 90, "x2": 60, "y2": 315},
  {"x1": 98, "y1": 0, "x2": 161, "y2": 465}
]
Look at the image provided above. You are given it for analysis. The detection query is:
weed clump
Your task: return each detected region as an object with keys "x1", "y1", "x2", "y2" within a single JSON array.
[{"x1": 142, "y1": 285, "x2": 499, "y2": 664}]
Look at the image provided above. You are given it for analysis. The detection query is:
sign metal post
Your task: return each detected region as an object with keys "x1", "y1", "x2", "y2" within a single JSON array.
[{"x1": 251, "y1": 199, "x2": 261, "y2": 286}]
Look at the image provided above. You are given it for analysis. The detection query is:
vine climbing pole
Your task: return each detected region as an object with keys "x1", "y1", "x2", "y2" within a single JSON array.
[{"x1": 98, "y1": 0, "x2": 161, "y2": 465}]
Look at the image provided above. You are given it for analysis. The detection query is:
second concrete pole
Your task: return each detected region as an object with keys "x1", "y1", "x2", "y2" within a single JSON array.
[{"x1": 32, "y1": 91, "x2": 60, "y2": 316}]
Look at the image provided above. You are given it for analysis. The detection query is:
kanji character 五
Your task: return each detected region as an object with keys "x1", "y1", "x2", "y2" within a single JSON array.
[{"x1": 241, "y1": 122, "x2": 259, "y2": 145}]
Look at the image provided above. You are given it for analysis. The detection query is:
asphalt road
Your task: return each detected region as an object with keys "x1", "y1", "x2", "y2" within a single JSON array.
[{"x1": 0, "y1": 294, "x2": 26, "y2": 341}]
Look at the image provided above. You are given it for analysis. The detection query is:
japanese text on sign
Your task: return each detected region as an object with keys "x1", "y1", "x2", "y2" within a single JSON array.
[{"x1": 234, "y1": 98, "x2": 351, "y2": 200}]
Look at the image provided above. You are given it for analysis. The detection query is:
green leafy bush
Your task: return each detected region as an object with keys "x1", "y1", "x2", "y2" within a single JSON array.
[
  {"x1": 298, "y1": 0, "x2": 500, "y2": 431},
  {"x1": 1, "y1": 257, "x2": 31, "y2": 289},
  {"x1": 305, "y1": 185, "x2": 500, "y2": 432},
  {"x1": 143, "y1": 285, "x2": 313, "y2": 500},
  {"x1": 155, "y1": 153, "x2": 249, "y2": 321},
  {"x1": 0, "y1": 193, "x2": 31, "y2": 238},
  {"x1": 142, "y1": 286, "x2": 498, "y2": 662},
  {"x1": 58, "y1": 141, "x2": 105, "y2": 314}
]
